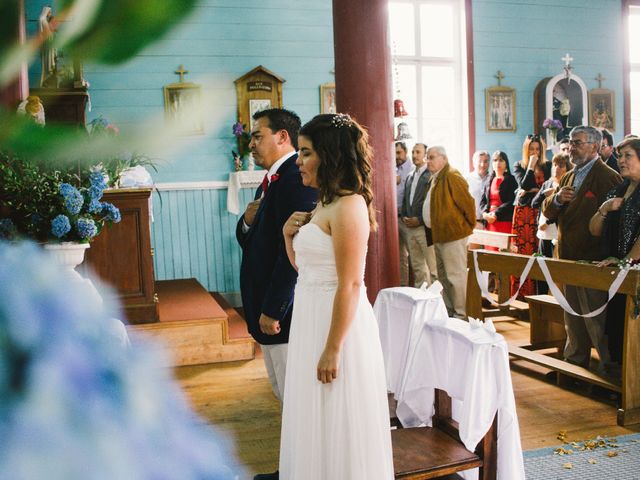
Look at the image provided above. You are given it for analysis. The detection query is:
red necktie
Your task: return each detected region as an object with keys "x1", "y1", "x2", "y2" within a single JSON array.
[{"x1": 261, "y1": 173, "x2": 269, "y2": 194}]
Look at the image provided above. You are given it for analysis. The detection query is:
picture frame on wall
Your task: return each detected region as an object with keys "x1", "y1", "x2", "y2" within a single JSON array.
[
  {"x1": 485, "y1": 86, "x2": 516, "y2": 132},
  {"x1": 320, "y1": 83, "x2": 336, "y2": 114},
  {"x1": 163, "y1": 83, "x2": 204, "y2": 135},
  {"x1": 588, "y1": 88, "x2": 615, "y2": 131}
]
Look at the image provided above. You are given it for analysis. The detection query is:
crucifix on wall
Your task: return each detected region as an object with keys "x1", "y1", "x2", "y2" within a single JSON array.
[{"x1": 163, "y1": 64, "x2": 203, "y2": 135}]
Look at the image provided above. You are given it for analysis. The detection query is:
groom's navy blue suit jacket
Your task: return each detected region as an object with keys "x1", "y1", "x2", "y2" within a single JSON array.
[{"x1": 236, "y1": 154, "x2": 318, "y2": 345}]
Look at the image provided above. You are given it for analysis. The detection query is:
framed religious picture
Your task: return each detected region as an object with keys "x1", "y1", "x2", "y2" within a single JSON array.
[
  {"x1": 485, "y1": 86, "x2": 516, "y2": 132},
  {"x1": 249, "y1": 98, "x2": 272, "y2": 129},
  {"x1": 588, "y1": 88, "x2": 615, "y2": 131},
  {"x1": 320, "y1": 83, "x2": 336, "y2": 114},
  {"x1": 163, "y1": 82, "x2": 204, "y2": 135}
]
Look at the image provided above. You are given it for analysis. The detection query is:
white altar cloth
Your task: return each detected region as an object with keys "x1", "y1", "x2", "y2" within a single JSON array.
[
  {"x1": 396, "y1": 317, "x2": 525, "y2": 480},
  {"x1": 227, "y1": 170, "x2": 265, "y2": 215},
  {"x1": 373, "y1": 287, "x2": 449, "y2": 394}
]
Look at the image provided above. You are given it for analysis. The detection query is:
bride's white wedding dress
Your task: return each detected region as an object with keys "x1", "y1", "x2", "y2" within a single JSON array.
[{"x1": 279, "y1": 223, "x2": 393, "y2": 480}]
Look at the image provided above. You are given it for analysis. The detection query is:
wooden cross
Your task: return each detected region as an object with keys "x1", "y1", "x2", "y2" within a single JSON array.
[
  {"x1": 175, "y1": 64, "x2": 189, "y2": 83},
  {"x1": 561, "y1": 53, "x2": 573, "y2": 68},
  {"x1": 495, "y1": 70, "x2": 505, "y2": 86},
  {"x1": 595, "y1": 73, "x2": 606, "y2": 88}
]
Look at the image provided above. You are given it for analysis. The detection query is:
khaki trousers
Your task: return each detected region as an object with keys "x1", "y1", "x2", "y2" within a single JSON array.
[
  {"x1": 434, "y1": 237, "x2": 469, "y2": 318},
  {"x1": 400, "y1": 222, "x2": 437, "y2": 287},
  {"x1": 398, "y1": 219, "x2": 410, "y2": 286}
]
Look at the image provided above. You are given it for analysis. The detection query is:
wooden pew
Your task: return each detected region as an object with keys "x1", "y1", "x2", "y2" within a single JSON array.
[
  {"x1": 468, "y1": 230, "x2": 528, "y2": 320},
  {"x1": 466, "y1": 250, "x2": 640, "y2": 426},
  {"x1": 392, "y1": 389, "x2": 497, "y2": 479}
]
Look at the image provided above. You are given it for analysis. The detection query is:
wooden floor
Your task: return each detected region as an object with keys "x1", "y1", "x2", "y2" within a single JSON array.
[{"x1": 175, "y1": 316, "x2": 640, "y2": 479}]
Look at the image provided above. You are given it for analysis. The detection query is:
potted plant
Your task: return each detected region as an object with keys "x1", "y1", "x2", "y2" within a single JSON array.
[{"x1": 0, "y1": 151, "x2": 122, "y2": 272}]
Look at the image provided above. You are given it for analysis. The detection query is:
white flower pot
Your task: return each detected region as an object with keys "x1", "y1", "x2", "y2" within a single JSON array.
[{"x1": 43, "y1": 242, "x2": 90, "y2": 282}]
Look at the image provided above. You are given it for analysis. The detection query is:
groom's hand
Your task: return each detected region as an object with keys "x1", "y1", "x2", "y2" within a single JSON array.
[
  {"x1": 259, "y1": 313, "x2": 281, "y2": 335},
  {"x1": 243, "y1": 199, "x2": 262, "y2": 226}
]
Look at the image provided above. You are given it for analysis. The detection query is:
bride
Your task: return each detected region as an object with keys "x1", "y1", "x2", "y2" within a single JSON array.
[{"x1": 279, "y1": 113, "x2": 393, "y2": 479}]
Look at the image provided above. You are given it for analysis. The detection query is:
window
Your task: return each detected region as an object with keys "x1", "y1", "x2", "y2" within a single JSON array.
[
  {"x1": 389, "y1": 0, "x2": 469, "y2": 171},
  {"x1": 630, "y1": 5, "x2": 640, "y2": 134}
]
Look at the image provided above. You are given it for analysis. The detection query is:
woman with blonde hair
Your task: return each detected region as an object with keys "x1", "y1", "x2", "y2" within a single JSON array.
[
  {"x1": 279, "y1": 114, "x2": 393, "y2": 480},
  {"x1": 511, "y1": 134, "x2": 550, "y2": 297}
]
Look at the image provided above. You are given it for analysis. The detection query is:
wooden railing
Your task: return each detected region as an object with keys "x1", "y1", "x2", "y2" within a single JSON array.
[{"x1": 466, "y1": 250, "x2": 640, "y2": 426}]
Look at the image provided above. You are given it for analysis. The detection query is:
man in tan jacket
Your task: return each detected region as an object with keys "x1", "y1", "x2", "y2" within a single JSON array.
[
  {"x1": 422, "y1": 146, "x2": 476, "y2": 318},
  {"x1": 543, "y1": 125, "x2": 621, "y2": 373}
]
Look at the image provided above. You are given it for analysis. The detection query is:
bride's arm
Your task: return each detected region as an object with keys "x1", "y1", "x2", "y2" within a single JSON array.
[
  {"x1": 317, "y1": 195, "x2": 369, "y2": 384},
  {"x1": 283, "y1": 211, "x2": 312, "y2": 270}
]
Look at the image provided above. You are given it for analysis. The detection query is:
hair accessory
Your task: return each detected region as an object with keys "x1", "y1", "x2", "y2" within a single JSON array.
[{"x1": 331, "y1": 113, "x2": 352, "y2": 129}]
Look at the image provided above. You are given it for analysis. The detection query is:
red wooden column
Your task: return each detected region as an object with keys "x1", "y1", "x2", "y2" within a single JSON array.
[
  {"x1": 0, "y1": 0, "x2": 28, "y2": 109},
  {"x1": 332, "y1": 0, "x2": 399, "y2": 303}
]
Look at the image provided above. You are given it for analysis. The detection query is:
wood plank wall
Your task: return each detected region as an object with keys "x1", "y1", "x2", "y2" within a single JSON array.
[{"x1": 151, "y1": 187, "x2": 254, "y2": 294}]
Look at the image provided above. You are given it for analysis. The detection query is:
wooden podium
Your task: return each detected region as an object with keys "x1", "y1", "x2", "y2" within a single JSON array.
[{"x1": 83, "y1": 188, "x2": 159, "y2": 324}]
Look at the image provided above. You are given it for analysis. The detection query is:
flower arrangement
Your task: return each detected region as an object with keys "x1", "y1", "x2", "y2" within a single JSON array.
[
  {"x1": 0, "y1": 151, "x2": 121, "y2": 243},
  {"x1": 542, "y1": 118, "x2": 563, "y2": 145},
  {"x1": 542, "y1": 118, "x2": 563, "y2": 132},
  {"x1": 0, "y1": 242, "x2": 238, "y2": 479},
  {"x1": 232, "y1": 121, "x2": 251, "y2": 171}
]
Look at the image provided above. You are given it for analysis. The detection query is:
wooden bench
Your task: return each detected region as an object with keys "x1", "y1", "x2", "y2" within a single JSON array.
[
  {"x1": 468, "y1": 230, "x2": 528, "y2": 320},
  {"x1": 392, "y1": 390, "x2": 497, "y2": 480},
  {"x1": 466, "y1": 250, "x2": 640, "y2": 426},
  {"x1": 525, "y1": 294, "x2": 566, "y2": 351}
]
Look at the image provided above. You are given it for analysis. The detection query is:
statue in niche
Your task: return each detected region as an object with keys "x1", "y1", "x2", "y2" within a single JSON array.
[
  {"x1": 39, "y1": 6, "x2": 58, "y2": 87},
  {"x1": 551, "y1": 79, "x2": 583, "y2": 131}
]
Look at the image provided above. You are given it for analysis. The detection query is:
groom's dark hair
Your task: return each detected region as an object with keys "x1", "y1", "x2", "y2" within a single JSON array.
[{"x1": 253, "y1": 108, "x2": 302, "y2": 149}]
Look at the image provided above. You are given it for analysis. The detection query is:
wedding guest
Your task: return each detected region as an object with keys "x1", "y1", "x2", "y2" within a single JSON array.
[
  {"x1": 400, "y1": 143, "x2": 437, "y2": 286},
  {"x1": 600, "y1": 128, "x2": 619, "y2": 173},
  {"x1": 589, "y1": 136, "x2": 640, "y2": 366},
  {"x1": 558, "y1": 138, "x2": 570, "y2": 155},
  {"x1": 280, "y1": 113, "x2": 393, "y2": 480},
  {"x1": 396, "y1": 141, "x2": 414, "y2": 285},
  {"x1": 511, "y1": 134, "x2": 550, "y2": 298},
  {"x1": 532, "y1": 153, "x2": 572, "y2": 259},
  {"x1": 423, "y1": 145, "x2": 475, "y2": 318},
  {"x1": 466, "y1": 150, "x2": 490, "y2": 249},
  {"x1": 543, "y1": 126, "x2": 621, "y2": 374},
  {"x1": 480, "y1": 150, "x2": 517, "y2": 251}
]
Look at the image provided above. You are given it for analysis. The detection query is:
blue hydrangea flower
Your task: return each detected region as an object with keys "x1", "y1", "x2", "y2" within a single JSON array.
[
  {"x1": 101, "y1": 202, "x2": 121, "y2": 223},
  {"x1": 59, "y1": 183, "x2": 83, "y2": 215},
  {"x1": 88, "y1": 185, "x2": 104, "y2": 201},
  {"x1": 0, "y1": 241, "x2": 240, "y2": 479},
  {"x1": 89, "y1": 168, "x2": 108, "y2": 191},
  {"x1": 87, "y1": 199, "x2": 102, "y2": 214},
  {"x1": 51, "y1": 215, "x2": 71, "y2": 238},
  {"x1": 76, "y1": 218, "x2": 97, "y2": 239}
]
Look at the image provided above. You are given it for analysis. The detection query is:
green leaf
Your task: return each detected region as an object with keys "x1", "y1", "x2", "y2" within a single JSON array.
[{"x1": 59, "y1": 0, "x2": 197, "y2": 64}]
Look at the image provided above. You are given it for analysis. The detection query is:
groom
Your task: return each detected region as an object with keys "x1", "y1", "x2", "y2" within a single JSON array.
[{"x1": 236, "y1": 108, "x2": 317, "y2": 480}]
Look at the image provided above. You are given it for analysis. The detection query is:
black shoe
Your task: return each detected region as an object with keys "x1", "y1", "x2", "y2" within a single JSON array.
[{"x1": 254, "y1": 471, "x2": 279, "y2": 480}]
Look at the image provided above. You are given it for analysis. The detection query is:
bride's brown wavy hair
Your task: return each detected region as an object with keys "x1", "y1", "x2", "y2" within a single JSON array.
[{"x1": 299, "y1": 114, "x2": 377, "y2": 230}]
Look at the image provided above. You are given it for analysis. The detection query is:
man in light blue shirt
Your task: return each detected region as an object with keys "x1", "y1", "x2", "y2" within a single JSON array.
[{"x1": 396, "y1": 141, "x2": 414, "y2": 285}]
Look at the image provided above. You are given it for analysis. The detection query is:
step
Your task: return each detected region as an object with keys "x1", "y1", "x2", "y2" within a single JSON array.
[{"x1": 130, "y1": 279, "x2": 254, "y2": 366}]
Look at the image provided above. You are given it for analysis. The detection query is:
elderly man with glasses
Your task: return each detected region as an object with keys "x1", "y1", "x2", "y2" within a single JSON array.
[{"x1": 543, "y1": 125, "x2": 622, "y2": 376}]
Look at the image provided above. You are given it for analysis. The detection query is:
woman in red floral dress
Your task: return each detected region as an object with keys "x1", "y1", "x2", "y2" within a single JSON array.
[{"x1": 511, "y1": 135, "x2": 550, "y2": 298}]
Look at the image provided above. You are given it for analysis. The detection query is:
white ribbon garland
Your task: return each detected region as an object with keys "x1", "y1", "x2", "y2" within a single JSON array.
[
  {"x1": 473, "y1": 250, "x2": 536, "y2": 307},
  {"x1": 472, "y1": 251, "x2": 630, "y2": 318},
  {"x1": 535, "y1": 256, "x2": 628, "y2": 318}
]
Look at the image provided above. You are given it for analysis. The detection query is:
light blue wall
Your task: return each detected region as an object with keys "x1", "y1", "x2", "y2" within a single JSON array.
[
  {"x1": 472, "y1": 0, "x2": 625, "y2": 164},
  {"x1": 25, "y1": 0, "x2": 335, "y2": 294},
  {"x1": 24, "y1": 0, "x2": 626, "y2": 294}
]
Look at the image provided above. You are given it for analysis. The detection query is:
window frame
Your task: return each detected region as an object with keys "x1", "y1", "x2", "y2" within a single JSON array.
[{"x1": 389, "y1": 0, "x2": 475, "y2": 170}]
